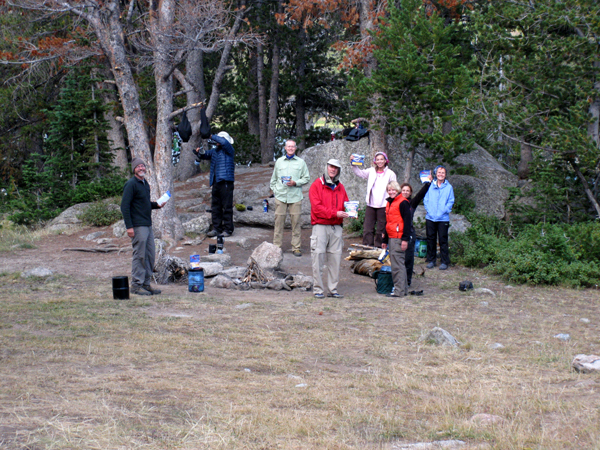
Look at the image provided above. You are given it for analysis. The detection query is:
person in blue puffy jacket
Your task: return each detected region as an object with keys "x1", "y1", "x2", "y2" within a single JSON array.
[
  {"x1": 423, "y1": 165, "x2": 454, "y2": 270},
  {"x1": 194, "y1": 131, "x2": 235, "y2": 237}
]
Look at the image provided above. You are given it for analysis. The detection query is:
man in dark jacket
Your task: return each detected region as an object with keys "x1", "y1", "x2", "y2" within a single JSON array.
[
  {"x1": 120, "y1": 158, "x2": 165, "y2": 296},
  {"x1": 195, "y1": 132, "x2": 235, "y2": 237}
]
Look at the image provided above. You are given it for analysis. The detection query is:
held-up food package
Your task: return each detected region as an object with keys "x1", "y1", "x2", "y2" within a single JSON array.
[
  {"x1": 190, "y1": 254, "x2": 201, "y2": 269},
  {"x1": 350, "y1": 154, "x2": 365, "y2": 167},
  {"x1": 344, "y1": 201, "x2": 360, "y2": 218}
]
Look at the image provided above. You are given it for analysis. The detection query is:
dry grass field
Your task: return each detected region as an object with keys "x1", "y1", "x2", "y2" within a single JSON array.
[{"x1": 1, "y1": 264, "x2": 599, "y2": 449}]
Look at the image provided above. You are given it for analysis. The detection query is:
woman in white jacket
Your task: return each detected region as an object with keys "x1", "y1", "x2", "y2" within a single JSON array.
[{"x1": 350, "y1": 152, "x2": 397, "y2": 248}]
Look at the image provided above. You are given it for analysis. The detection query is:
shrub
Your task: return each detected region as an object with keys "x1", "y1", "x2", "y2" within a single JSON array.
[
  {"x1": 346, "y1": 208, "x2": 366, "y2": 234},
  {"x1": 451, "y1": 217, "x2": 600, "y2": 287},
  {"x1": 78, "y1": 201, "x2": 122, "y2": 227}
]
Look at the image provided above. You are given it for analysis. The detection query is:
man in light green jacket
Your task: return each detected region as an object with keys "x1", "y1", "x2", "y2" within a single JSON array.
[{"x1": 269, "y1": 140, "x2": 310, "y2": 256}]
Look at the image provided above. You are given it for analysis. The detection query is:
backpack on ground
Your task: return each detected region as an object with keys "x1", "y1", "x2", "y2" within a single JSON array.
[{"x1": 373, "y1": 266, "x2": 393, "y2": 295}]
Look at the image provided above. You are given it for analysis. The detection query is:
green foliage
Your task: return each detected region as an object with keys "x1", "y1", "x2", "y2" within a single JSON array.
[
  {"x1": 469, "y1": 0, "x2": 600, "y2": 221},
  {"x1": 452, "y1": 184, "x2": 476, "y2": 216},
  {"x1": 345, "y1": 208, "x2": 366, "y2": 234},
  {"x1": 451, "y1": 217, "x2": 600, "y2": 287},
  {"x1": 4, "y1": 68, "x2": 126, "y2": 225},
  {"x1": 77, "y1": 201, "x2": 122, "y2": 227},
  {"x1": 452, "y1": 164, "x2": 476, "y2": 176},
  {"x1": 350, "y1": 0, "x2": 474, "y2": 162}
]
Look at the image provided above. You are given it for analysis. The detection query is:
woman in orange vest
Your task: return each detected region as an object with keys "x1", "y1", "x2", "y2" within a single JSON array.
[{"x1": 381, "y1": 181, "x2": 413, "y2": 297}]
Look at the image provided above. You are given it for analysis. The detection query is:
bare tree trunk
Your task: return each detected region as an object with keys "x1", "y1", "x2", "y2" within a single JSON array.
[
  {"x1": 91, "y1": 82, "x2": 101, "y2": 179},
  {"x1": 359, "y1": 0, "x2": 388, "y2": 159},
  {"x1": 205, "y1": 8, "x2": 247, "y2": 121},
  {"x1": 570, "y1": 160, "x2": 600, "y2": 218},
  {"x1": 403, "y1": 148, "x2": 415, "y2": 183},
  {"x1": 247, "y1": 50, "x2": 260, "y2": 137},
  {"x1": 517, "y1": 140, "x2": 532, "y2": 179},
  {"x1": 588, "y1": 61, "x2": 600, "y2": 149},
  {"x1": 148, "y1": 0, "x2": 184, "y2": 239},
  {"x1": 99, "y1": 74, "x2": 128, "y2": 171},
  {"x1": 173, "y1": 50, "x2": 203, "y2": 181},
  {"x1": 296, "y1": 93, "x2": 306, "y2": 151},
  {"x1": 266, "y1": 35, "x2": 281, "y2": 161},
  {"x1": 295, "y1": 28, "x2": 307, "y2": 151},
  {"x1": 257, "y1": 43, "x2": 269, "y2": 162},
  {"x1": 88, "y1": 4, "x2": 153, "y2": 176}
]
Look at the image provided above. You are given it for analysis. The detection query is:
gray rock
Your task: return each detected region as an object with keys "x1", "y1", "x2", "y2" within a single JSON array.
[
  {"x1": 479, "y1": 301, "x2": 489, "y2": 307},
  {"x1": 413, "y1": 209, "x2": 470, "y2": 237},
  {"x1": 221, "y1": 266, "x2": 247, "y2": 279},
  {"x1": 45, "y1": 203, "x2": 91, "y2": 233},
  {"x1": 81, "y1": 231, "x2": 105, "y2": 241},
  {"x1": 177, "y1": 197, "x2": 206, "y2": 210},
  {"x1": 488, "y1": 343, "x2": 504, "y2": 350},
  {"x1": 210, "y1": 274, "x2": 236, "y2": 289},
  {"x1": 469, "y1": 413, "x2": 505, "y2": 426},
  {"x1": 572, "y1": 354, "x2": 600, "y2": 373},
  {"x1": 182, "y1": 214, "x2": 212, "y2": 235},
  {"x1": 201, "y1": 253, "x2": 232, "y2": 267},
  {"x1": 580, "y1": 318, "x2": 590, "y2": 324},
  {"x1": 452, "y1": 144, "x2": 518, "y2": 219},
  {"x1": 419, "y1": 327, "x2": 459, "y2": 347},
  {"x1": 285, "y1": 274, "x2": 314, "y2": 291},
  {"x1": 198, "y1": 262, "x2": 223, "y2": 277},
  {"x1": 112, "y1": 220, "x2": 127, "y2": 238},
  {"x1": 21, "y1": 267, "x2": 53, "y2": 278},
  {"x1": 392, "y1": 440, "x2": 466, "y2": 449},
  {"x1": 248, "y1": 241, "x2": 283, "y2": 271},
  {"x1": 554, "y1": 333, "x2": 570, "y2": 341},
  {"x1": 95, "y1": 238, "x2": 114, "y2": 245},
  {"x1": 235, "y1": 303, "x2": 253, "y2": 309},
  {"x1": 473, "y1": 288, "x2": 496, "y2": 297}
]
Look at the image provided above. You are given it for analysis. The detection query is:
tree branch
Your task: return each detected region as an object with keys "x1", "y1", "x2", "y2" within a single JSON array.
[{"x1": 168, "y1": 102, "x2": 204, "y2": 121}]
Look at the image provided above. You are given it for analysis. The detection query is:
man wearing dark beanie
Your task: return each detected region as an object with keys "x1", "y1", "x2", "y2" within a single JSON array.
[{"x1": 120, "y1": 158, "x2": 166, "y2": 296}]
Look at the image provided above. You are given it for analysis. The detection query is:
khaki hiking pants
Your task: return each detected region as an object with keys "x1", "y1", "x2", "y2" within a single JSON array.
[
  {"x1": 310, "y1": 224, "x2": 343, "y2": 295},
  {"x1": 273, "y1": 199, "x2": 302, "y2": 251}
]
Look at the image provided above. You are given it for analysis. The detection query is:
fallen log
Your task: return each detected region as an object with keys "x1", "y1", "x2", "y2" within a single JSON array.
[
  {"x1": 351, "y1": 259, "x2": 383, "y2": 278},
  {"x1": 62, "y1": 248, "x2": 119, "y2": 253},
  {"x1": 345, "y1": 249, "x2": 382, "y2": 261}
]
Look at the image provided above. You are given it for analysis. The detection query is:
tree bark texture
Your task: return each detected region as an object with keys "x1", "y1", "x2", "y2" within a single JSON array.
[
  {"x1": 359, "y1": 0, "x2": 388, "y2": 159},
  {"x1": 148, "y1": 0, "x2": 184, "y2": 239},
  {"x1": 98, "y1": 68, "x2": 128, "y2": 172},
  {"x1": 517, "y1": 140, "x2": 532, "y2": 180},
  {"x1": 266, "y1": 37, "x2": 281, "y2": 161},
  {"x1": 588, "y1": 61, "x2": 600, "y2": 150},
  {"x1": 257, "y1": 43, "x2": 269, "y2": 162},
  {"x1": 247, "y1": 50, "x2": 260, "y2": 137},
  {"x1": 173, "y1": 51, "x2": 203, "y2": 182}
]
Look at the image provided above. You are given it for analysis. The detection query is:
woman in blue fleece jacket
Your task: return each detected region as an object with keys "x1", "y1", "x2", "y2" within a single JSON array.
[{"x1": 423, "y1": 166, "x2": 454, "y2": 270}]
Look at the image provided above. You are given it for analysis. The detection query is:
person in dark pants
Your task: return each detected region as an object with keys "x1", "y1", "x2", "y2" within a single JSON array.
[
  {"x1": 381, "y1": 181, "x2": 412, "y2": 297},
  {"x1": 120, "y1": 158, "x2": 166, "y2": 296},
  {"x1": 423, "y1": 166, "x2": 454, "y2": 270},
  {"x1": 194, "y1": 131, "x2": 235, "y2": 237},
  {"x1": 400, "y1": 178, "x2": 431, "y2": 286}
]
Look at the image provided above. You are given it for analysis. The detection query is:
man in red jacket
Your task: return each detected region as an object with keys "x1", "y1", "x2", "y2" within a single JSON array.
[{"x1": 309, "y1": 159, "x2": 349, "y2": 299}]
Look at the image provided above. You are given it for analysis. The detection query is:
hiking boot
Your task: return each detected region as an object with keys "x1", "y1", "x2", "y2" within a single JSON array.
[
  {"x1": 206, "y1": 229, "x2": 218, "y2": 238},
  {"x1": 314, "y1": 292, "x2": 325, "y2": 299},
  {"x1": 142, "y1": 285, "x2": 162, "y2": 295},
  {"x1": 131, "y1": 286, "x2": 152, "y2": 296},
  {"x1": 387, "y1": 290, "x2": 404, "y2": 297},
  {"x1": 426, "y1": 262, "x2": 435, "y2": 269},
  {"x1": 327, "y1": 292, "x2": 344, "y2": 299},
  {"x1": 293, "y1": 250, "x2": 302, "y2": 257},
  {"x1": 439, "y1": 264, "x2": 448, "y2": 270},
  {"x1": 221, "y1": 231, "x2": 233, "y2": 237}
]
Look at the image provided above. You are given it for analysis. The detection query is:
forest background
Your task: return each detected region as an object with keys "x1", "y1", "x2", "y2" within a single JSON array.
[{"x1": 0, "y1": 0, "x2": 599, "y2": 286}]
